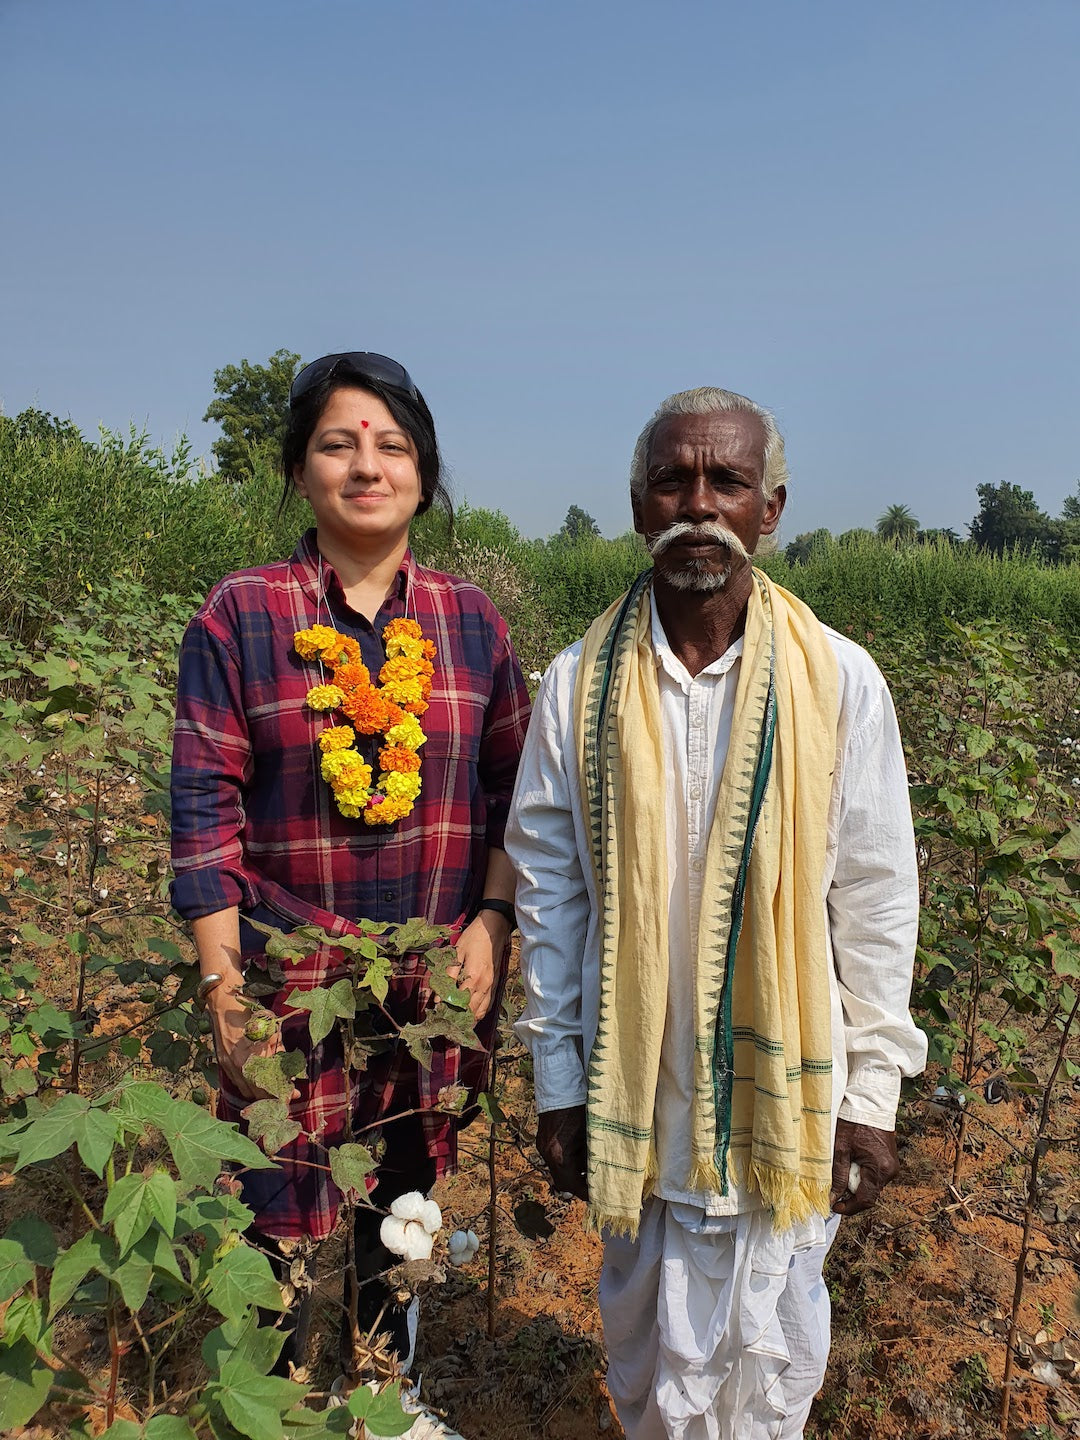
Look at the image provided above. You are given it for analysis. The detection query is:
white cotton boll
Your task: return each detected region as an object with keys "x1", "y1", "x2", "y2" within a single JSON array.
[
  {"x1": 400, "y1": 1222, "x2": 435, "y2": 1261},
  {"x1": 390, "y1": 1191, "x2": 429, "y2": 1224},
  {"x1": 447, "y1": 1230, "x2": 470, "y2": 1257},
  {"x1": 848, "y1": 1162, "x2": 861, "y2": 1195},
  {"x1": 418, "y1": 1198, "x2": 442, "y2": 1236},
  {"x1": 465, "y1": 1230, "x2": 479, "y2": 1255},
  {"x1": 380, "y1": 1215, "x2": 412, "y2": 1258}
]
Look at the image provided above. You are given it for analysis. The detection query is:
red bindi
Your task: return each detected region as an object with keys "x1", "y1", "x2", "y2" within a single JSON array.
[{"x1": 361, "y1": 420, "x2": 369, "y2": 428}]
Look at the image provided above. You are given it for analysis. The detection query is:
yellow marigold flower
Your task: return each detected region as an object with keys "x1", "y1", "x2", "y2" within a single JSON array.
[
  {"x1": 386, "y1": 714, "x2": 425, "y2": 750},
  {"x1": 383, "y1": 677, "x2": 424, "y2": 707},
  {"x1": 333, "y1": 783, "x2": 373, "y2": 809},
  {"x1": 365, "y1": 795, "x2": 409, "y2": 825},
  {"x1": 379, "y1": 744, "x2": 422, "y2": 773},
  {"x1": 319, "y1": 726, "x2": 356, "y2": 753},
  {"x1": 382, "y1": 770, "x2": 422, "y2": 801},
  {"x1": 321, "y1": 751, "x2": 371, "y2": 785},
  {"x1": 294, "y1": 624, "x2": 343, "y2": 660},
  {"x1": 338, "y1": 799, "x2": 365, "y2": 819},
  {"x1": 379, "y1": 655, "x2": 418, "y2": 685},
  {"x1": 306, "y1": 684, "x2": 345, "y2": 711},
  {"x1": 386, "y1": 634, "x2": 424, "y2": 662}
]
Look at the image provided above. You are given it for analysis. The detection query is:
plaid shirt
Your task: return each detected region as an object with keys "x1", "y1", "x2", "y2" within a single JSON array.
[{"x1": 171, "y1": 529, "x2": 530, "y2": 1237}]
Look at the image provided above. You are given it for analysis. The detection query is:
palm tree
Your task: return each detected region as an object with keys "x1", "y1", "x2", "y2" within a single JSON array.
[{"x1": 876, "y1": 504, "x2": 919, "y2": 544}]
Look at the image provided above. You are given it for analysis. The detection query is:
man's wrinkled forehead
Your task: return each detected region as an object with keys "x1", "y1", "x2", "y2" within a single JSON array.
[{"x1": 646, "y1": 410, "x2": 768, "y2": 476}]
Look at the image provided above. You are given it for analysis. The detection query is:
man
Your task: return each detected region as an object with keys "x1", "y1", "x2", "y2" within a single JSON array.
[{"x1": 505, "y1": 388, "x2": 927, "y2": 1439}]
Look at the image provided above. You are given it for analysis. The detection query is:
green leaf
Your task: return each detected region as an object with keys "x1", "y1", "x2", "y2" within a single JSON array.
[
  {"x1": 205, "y1": 1245, "x2": 285, "y2": 1322},
  {"x1": 146, "y1": 936, "x2": 185, "y2": 962},
  {"x1": 75, "y1": 1106, "x2": 122, "y2": 1177},
  {"x1": 161, "y1": 1100, "x2": 276, "y2": 1190},
  {"x1": 477, "y1": 1091, "x2": 506, "y2": 1125},
  {"x1": 213, "y1": 1365, "x2": 307, "y2": 1440},
  {"x1": 202, "y1": 1312, "x2": 288, "y2": 1378},
  {"x1": 348, "y1": 1380, "x2": 415, "y2": 1436},
  {"x1": 328, "y1": 1143, "x2": 377, "y2": 1198},
  {"x1": 0, "y1": 1338, "x2": 52, "y2": 1430},
  {"x1": 1, "y1": 1291, "x2": 50, "y2": 1350},
  {"x1": 99, "y1": 1424, "x2": 142, "y2": 1440},
  {"x1": 12, "y1": 1093, "x2": 93, "y2": 1171},
  {"x1": 358, "y1": 955, "x2": 393, "y2": 1004},
  {"x1": 0, "y1": 1237, "x2": 35, "y2": 1302},
  {"x1": 1051, "y1": 824, "x2": 1080, "y2": 859},
  {"x1": 242, "y1": 1050, "x2": 306, "y2": 1103},
  {"x1": 1046, "y1": 934, "x2": 1080, "y2": 979},
  {"x1": 111, "y1": 1249, "x2": 154, "y2": 1311},
  {"x1": 49, "y1": 1230, "x2": 118, "y2": 1316},
  {"x1": 385, "y1": 918, "x2": 450, "y2": 954},
  {"x1": 398, "y1": 1010, "x2": 479, "y2": 1071},
  {"x1": 242, "y1": 1100, "x2": 302, "y2": 1156},
  {"x1": 4, "y1": 1214, "x2": 57, "y2": 1267},
  {"x1": 115, "y1": 1079, "x2": 174, "y2": 1130},
  {"x1": 17, "y1": 921, "x2": 57, "y2": 948},
  {"x1": 285, "y1": 979, "x2": 355, "y2": 1046},
  {"x1": 144, "y1": 1417, "x2": 200, "y2": 1440},
  {"x1": 102, "y1": 1169, "x2": 178, "y2": 1254}
]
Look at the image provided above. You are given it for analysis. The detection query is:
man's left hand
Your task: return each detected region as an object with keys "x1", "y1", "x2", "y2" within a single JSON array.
[{"x1": 830, "y1": 1119, "x2": 900, "y2": 1215}]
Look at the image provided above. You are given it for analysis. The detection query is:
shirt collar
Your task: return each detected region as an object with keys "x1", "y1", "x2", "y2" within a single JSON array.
[
  {"x1": 649, "y1": 590, "x2": 745, "y2": 690},
  {"x1": 290, "y1": 528, "x2": 414, "y2": 614}
]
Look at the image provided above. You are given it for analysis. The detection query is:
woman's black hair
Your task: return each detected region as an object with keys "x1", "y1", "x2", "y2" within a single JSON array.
[{"x1": 279, "y1": 367, "x2": 454, "y2": 527}]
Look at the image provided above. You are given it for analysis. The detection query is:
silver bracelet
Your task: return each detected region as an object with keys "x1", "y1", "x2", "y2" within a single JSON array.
[{"x1": 195, "y1": 973, "x2": 226, "y2": 1011}]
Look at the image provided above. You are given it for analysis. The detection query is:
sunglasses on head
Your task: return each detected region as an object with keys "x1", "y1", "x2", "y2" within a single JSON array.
[{"x1": 289, "y1": 352, "x2": 419, "y2": 408}]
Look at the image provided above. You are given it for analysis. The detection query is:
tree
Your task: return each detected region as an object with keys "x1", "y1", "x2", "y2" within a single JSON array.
[
  {"x1": 969, "y1": 482, "x2": 1051, "y2": 554},
  {"x1": 784, "y1": 529, "x2": 832, "y2": 565},
  {"x1": 917, "y1": 527, "x2": 961, "y2": 546},
  {"x1": 876, "y1": 504, "x2": 919, "y2": 544},
  {"x1": 1061, "y1": 482, "x2": 1080, "y2": 521},
  {"x1": 203, "y1": 349, "x2": 300, "y2": 478},
  {"x1": 559, "y1": 505, "x2": 601, "y2": 544}
]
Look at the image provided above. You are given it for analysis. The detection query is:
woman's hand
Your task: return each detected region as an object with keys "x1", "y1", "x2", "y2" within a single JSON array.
[
  {"x1": 207, "y1": 986, "x2": 299, "y2": 1103},
  {"x1": 448, "y1": 910, "x2": 512, "y2": 1021}
]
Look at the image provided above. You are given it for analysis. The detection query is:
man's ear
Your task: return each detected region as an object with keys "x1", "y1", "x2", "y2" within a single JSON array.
[
  {"x1": 631, "y1": 490, "x2": 644, "y2": 535},
  {"x1": 761, "y1": 483, "x2": 786, "y2": 536}
]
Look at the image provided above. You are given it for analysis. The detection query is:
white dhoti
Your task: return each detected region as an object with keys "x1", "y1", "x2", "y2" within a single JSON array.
[{"x1": 600, "y1": 1198, "x2": 840, "y2": 1440}]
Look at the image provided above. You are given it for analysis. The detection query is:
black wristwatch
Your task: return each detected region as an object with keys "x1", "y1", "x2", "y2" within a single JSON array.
[{"x1": 477, "y1": 898, "x2": 517, "y2": 930}]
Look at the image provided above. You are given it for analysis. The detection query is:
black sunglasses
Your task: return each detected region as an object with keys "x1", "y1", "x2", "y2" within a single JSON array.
[{"x1": 289, "y1": 352, "x2": 419, "y2": 408}]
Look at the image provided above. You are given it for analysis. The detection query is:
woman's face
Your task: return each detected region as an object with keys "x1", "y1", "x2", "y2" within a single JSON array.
[{"x1": 293, "y1": 386, "x2": 423, "y2": 554}]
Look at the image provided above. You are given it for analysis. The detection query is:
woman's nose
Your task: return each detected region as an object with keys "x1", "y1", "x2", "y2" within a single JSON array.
[{"x1": 350, "y1": 436, "x2": 381, "y2": 479}]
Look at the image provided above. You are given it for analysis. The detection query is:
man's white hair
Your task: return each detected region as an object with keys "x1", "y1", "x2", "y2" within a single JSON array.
[{"x1": 628, "y1": 387, "x2": 789, "y2": 502}]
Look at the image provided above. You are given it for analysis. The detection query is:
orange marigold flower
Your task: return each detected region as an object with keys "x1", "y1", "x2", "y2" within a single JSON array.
[
  {"x1": 332, "y1": 662, "x2": 371, "y2": 691},
  {"x1": 339, "y1": 636, "x2": 362, "y2": 664},
  {"x1": 379, "y1": 745, "x2": 422, "y2": 773},
  {"x1": 343, "y1": 686, "x2": 393, "y2": 734},
  {"x1": 422, "y1": 639, "x2": 436, "y2": 660},
  {"x1": 384, "y1": 617, "x2": 423, "y2": 642}
]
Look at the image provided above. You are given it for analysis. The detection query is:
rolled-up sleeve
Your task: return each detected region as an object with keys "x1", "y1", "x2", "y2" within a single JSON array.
[
  {"x1": 506, "y1": 656, "x2": 592, "y2": 1112},
  {"x1": 829, "y1": 675, "x2": 928, "y2": 1130},
  {"x1": 170, "y1": 613, "x2": 257, "y2": 919}
]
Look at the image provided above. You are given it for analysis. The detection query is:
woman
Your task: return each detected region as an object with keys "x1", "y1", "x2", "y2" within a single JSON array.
[{"x1": 170, "y1": 352, "x2": 530, "y2": 1396}]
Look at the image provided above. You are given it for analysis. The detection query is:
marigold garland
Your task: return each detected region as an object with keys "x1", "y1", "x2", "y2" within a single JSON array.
[{"x1": 294, "y1": 618, "x2": 435, "y2": 825}]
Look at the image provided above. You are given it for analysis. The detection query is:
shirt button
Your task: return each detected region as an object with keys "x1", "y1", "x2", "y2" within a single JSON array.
[
  {"x1": 690, "y1": 713, "x2": 704, "y2": 729},
  {"x1": 382, "y1": 889, "x2": 395, "y2": 903},
  {"x1": 690, "y1": 784, "x2": 702, "y2": 800},
  {"x1": 691, "y1": 857, "x2": 703, "y2": 874}
]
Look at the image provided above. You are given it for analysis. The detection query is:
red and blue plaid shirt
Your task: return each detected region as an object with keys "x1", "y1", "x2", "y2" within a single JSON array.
[{"x1": 170, "y1": 529, "x2": 530, "y2": 1237}]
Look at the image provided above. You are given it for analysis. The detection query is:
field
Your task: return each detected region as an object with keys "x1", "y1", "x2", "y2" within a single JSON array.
[{"x1": 0, "y1": 413, "x2": 1078, "y2": 1439}]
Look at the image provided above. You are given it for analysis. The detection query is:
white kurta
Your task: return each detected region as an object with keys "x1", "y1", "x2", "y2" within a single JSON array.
[{"x1": 505, "y1": 595, "x2": 926, "y2": 1437}]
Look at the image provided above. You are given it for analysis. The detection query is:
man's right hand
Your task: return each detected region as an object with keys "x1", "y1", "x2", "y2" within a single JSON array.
[{"x1": 537, "y1": 1105, "x2": 589, "y2": 1201}]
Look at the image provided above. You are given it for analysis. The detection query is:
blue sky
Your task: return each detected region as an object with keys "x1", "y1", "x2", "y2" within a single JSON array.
[{"x1": 2, "y1": 0, "x2": 1077, "y2": 543}]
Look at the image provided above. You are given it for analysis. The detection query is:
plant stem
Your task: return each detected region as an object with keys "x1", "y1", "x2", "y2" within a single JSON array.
[{"x1": 1000, "y1": 987, "x2": 1080, "y2": 1432}]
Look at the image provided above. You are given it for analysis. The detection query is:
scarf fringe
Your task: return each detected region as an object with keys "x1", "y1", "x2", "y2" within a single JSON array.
[
  {"x1": 586, "y1": 1206, "x2": 641, "y2": 1241},
  {"x1": 743, "y1": 1160, "x2": 833, "y2": 1232}
]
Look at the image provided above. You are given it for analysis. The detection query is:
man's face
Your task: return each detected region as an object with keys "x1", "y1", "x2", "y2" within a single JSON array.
[{"x1": 632, "y1": 410, "x2": 785, "y2": 591}]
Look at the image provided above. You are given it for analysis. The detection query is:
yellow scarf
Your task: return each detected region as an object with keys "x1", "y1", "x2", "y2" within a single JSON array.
[{"x1": 573, "y1": 571, "x2": 838, "y2": 1238}]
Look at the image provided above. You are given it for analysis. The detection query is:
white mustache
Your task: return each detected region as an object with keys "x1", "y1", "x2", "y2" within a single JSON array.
[{"x1": 646, "y1": 521, "x2": 751, "y2": 565}]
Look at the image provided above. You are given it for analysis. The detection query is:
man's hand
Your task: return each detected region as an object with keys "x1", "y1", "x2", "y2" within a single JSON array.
[
  {"x1": 537, "y1": 1105, "x2": 589, "y2": 1201},
  {"x1": 830, "y1": 1118, "x2": 900, "y2": 1215}
]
